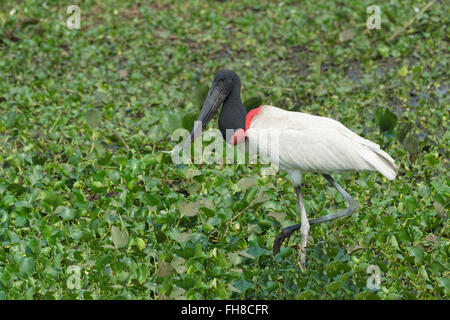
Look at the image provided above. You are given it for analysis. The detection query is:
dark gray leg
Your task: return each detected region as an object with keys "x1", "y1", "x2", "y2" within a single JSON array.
[{"x1": 273, "y1": 174, "x2": 357, "y2": 258}]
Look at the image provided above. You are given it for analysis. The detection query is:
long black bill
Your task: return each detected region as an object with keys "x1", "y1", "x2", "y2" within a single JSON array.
[{"x1": 183, "y1": 84, "x2": 228, "y2": 148}]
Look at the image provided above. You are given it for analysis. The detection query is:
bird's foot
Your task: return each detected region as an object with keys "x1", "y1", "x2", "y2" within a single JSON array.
[{"x1": 273, "y1": 224, "x2": 301, "y2": 256}]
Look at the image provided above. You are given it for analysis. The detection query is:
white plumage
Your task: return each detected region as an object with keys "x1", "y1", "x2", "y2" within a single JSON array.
[{"x1": 246, "y1": 105, "x2": 397, "y2": 183}]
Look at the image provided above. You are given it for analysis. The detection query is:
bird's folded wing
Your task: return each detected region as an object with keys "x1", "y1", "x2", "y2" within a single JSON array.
[{"x1": 246, "y1": 105, "x2": 396, "y2": 179}]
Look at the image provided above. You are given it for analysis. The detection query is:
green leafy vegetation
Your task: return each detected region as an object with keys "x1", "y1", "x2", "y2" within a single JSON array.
[{"x1": 0, "y1": 0, "x2": 448, "y2": 299}]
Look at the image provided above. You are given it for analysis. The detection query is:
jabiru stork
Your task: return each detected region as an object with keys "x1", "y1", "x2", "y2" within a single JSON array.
[{"x1": 184, "y1": 70, "x2": 397, "y2": 269}]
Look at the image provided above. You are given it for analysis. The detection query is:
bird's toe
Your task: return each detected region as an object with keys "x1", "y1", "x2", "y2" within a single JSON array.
[
  {"x1": 273, "y1": 233, "x2": 284, "y2": 256},
  {"x1": 273, "y1": 228, "x2": 295, "y2": 256}
]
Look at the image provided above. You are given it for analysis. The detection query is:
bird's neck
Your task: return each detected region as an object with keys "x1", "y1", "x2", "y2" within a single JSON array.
[{"x1": 218, "y1": 83, "x2": 246, "y2": 140}]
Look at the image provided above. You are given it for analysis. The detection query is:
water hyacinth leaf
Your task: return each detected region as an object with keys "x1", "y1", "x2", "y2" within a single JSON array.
[
  {"x1": 405, "y1": 134, "x2": 420, "y2": 161},
  {"x1": 237, "y1": 176, "x2": 258, "y2": 191},
  {"x1": 246, "y1": 246, "x2": 271, "y2": 259},
  {"x1": 7, "y1": 183, "x2": 26, "y2": 195},
  {"x1": 114, "y1": 156, "x2": 128, "y2": 167},
  {"x1": 43, "y1": 191, "x2": 62, "y2": 208},
  {"x1": 154, "y1": 227, "x2": 167, "y2": 244},
  {"x1": 133, "y1": 237, "x2": 146, "y2": 250},
  {"x1": 162, "y1": 111, "x2": 183, "y2": 133},
  {"x1": 19, "y1": 257, "x2": 35, "y2": 276},
  {"x1": 156, "y1": 261, "x2": 175, "y2": 278},
  {"x1": 268, "y1": 211, "x2": 286, "y2": 223},
  {"x1": 296, "y1": 291, "x2": 317, "y2": 300},
  {"x1": 347, "y1": 244, "x2": 364, "y2": 254},
  {"x1": 258, "y1": 218, "x2": 274, "y2": 229},
  {"x1": 243, "y1": 96, "x2": 263, "y2": 112},
  {"x1": 253, "y1": 191, "x2": 270, "y2": 207},
  {"x1": 93, "y1": 90, "x2": 109, "y2": 105},
  {"x1": 178, "y1": 200, "x2": 199, "y2": 217},
  {"x1": 245, "y1": 188, "x2": 258, "y2": 204},
  {"x1": 228, "y1": 252, "x2": 243, "y2": 265},
  {"x1": 276, "y1": 246, "x2": 293, "y2": 258},
  {"x1": 86, "y1": 108, "x2": 102, "y2": 129},
  {"x1": 6, "y1": 110, "x2": 20, "y2": 127},
  {"x1": 168, "y1": 228, "x2": 191, "y2": 243},
  {"x1": 410, "y1": 247, "x2": 424, "y2": 264},
  {"x1": 438, "y1": 278, "x2": 450, "y2": 295},
  {"x1": 433, "y1": 202, "x2": 446, "y2": 219},
  {"x1": 32, "y1": 153, "x2": 48, "y2": 165},
  {"x1": 94, "y1": 140, "x2": 105, "y2": 155},
  {"x1": 397, "y1": 65, "x2": 408, "y2": 77},
  {"x1": 262, "y1": 200, "x2": 283, "y2": 212},
  {"x1": 97, "y1": 152, "x2": 113, "y2": 166},
  {"x1": 398, "y1": 229, "x2": 411, "y2": 242},
  {"x1": 54, "y1": 206, "x2": 76, "y2": 221},
  {"x1": 265, "y1": 281, "x2": 278, "y2": 292},
  {"x1": 431, "y1": 180, "x2": 449, "y2": 197},
  {"x1": 325, "y1": 260, "x2": 344, "y2": 278},
  {"x1": 91, "y1": 181, "x2": 105, "y2": 193},
  {"x1": 111, "y1": 226, "x2": 129, "y2": 249},
  {"x1": 396, "y1": 122, "x2": 412, "y2": 143},
  {"x1": 232, "y1": 278, "x2": 253, "y2": 293},
  {"x1": 325, "y1": 279, "x2": 344, "y2": 291},
  {"x1": 26, "y1": 237, "x2": 41, "y2": 255},
  {"x1": 169, "y1": 287, "x2": 186, "y2": 300},
  {"x1": 148, "y1": 124, "x2": 164, "y2": 142},
  {"x1": 118, "y1": 69, "x2": 128, "y2": 79},
  {"x1": 170, "y1": 256, "x2": 187, "y2": 274},
  {"x1": 404, "y1": 196, "x2": 418, "y2": 213},
  {"x1": 238, "y1": 250, "x2": 256, "y2": 260},
  {"x1": 339, "y1": 28, "x2": 355, "y2": 42},
  {"x1": 8, "y1": 231, "x2": 20, "y2": 244},
  {"x1": 374, "y1": 108, "x2": 397, "y2": 133},
  {"x1": 199, "y1": 198, "x2": 215, "y2": 211},
  {"x1": 182, "y1": 113, "x2": 198, "y2": 131},
  {"x1": 424, "y1": 153, "x2": 439, "y2": 167},
  {"x1": 193, "y1": 83, "x2": 210, "y2": 108}
]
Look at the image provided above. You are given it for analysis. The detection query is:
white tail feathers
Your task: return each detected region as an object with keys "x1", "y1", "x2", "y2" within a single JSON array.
[{"x1": 361, "y1": 146, "x2": 397, "y2": 180}]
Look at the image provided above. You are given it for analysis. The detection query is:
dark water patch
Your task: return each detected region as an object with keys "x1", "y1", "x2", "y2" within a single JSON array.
[
  {"x1": 376, "y1": 66, "x2": 386, "y2": 77},
  {"x1": 288, "y1": 45, "x2": 311, "y2": 78},
  {"x1": 420, "y1": 92, "x2": 430, "y2": 100},
  {"x1": 408, "y1": 91, "x2": 419, "y2": 108},
  {"x1": 346, "y1": 64, "x2": 361, "y2": 83},
  {"x1": 435, "y1": 83, "x2": 448, "y2": 96}
]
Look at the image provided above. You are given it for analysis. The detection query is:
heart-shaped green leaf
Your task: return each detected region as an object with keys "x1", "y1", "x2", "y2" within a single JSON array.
[
  {"x1": 111, "y1": 226, "x2": 129, "y2": 249},
  {"x1": 178, "y1": 200, "x2": 199, "y2": 217},
  {"x1": 374, "y1": 108, "x2": 398, "y2": 133},
  {"x1": 86, "y1": 108, "x2": 102, "y2": 129}
]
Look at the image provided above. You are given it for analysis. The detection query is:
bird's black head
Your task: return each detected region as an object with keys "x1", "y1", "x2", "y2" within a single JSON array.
[
  {"x1": 185, "y1": 70, "x2": 245, "y2": 147},
  {"x1": 211, "y1": 70, "x2": 240, "y2": 93}
]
